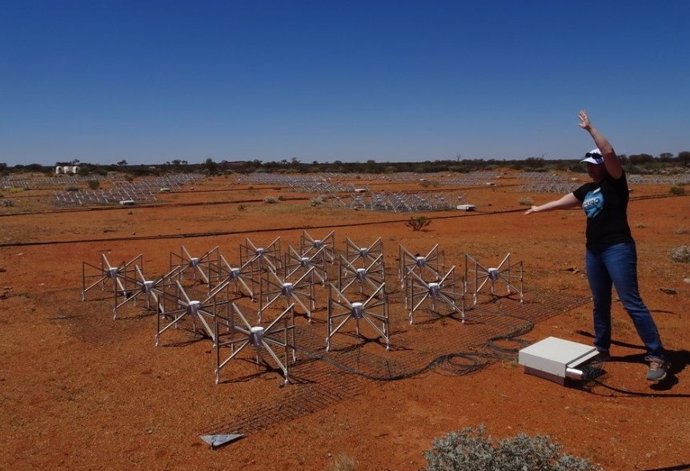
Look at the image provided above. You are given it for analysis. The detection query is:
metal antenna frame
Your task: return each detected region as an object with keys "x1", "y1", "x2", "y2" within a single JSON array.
[
  {"x1": 155, "y1": 280, "x2": 231, "y2": 346},
  {"x1": 464, "y1": 253, "x2": 524, "y2": 305},
  {"x1": 239, "y1": 237, "x2": 282, "y2": 295},
  {"x1": 284, "y1": 244, "x2": 328, "y2": 285},
  {"x1": 214, "y1": 303, "x2": 296, "y2": 386},
  {"x1": 81, "y1": 253, "x2": 143, "y2": 302},
  {"x1": 327, "y1": 283, "x2": 390, "y2": 351},
  {"x1": 407, "y1": 266, "x2": 464, "y2": 324},
  {"x1": 169, "y1": 245, "x2": 221, "y2": 288},
  {"x1": 344, "y1": 237, "x2": 384, "y2": 268},
  {"x1": 112, "y1": 264, "x2": 183, "y2": 319},
  {"x1": 337, "y1": 253, "x2": 385, "y2": 299},
  {"x1": 258, "y1": 268, "x2": 316, "y2": 322},
  {"x1": 299, "y1": 230, "x2": 336, "y2": 264},
  {"x1": 398, "y1": 244, "x2": 445, "y2": 305},
  {"x1": 207, "y1": 254, "x2": 255, "y2": 300}
]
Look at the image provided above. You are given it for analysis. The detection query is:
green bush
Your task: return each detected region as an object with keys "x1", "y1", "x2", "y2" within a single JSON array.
[
  {"x1": 669, "y1": 185, "x2": 686, "y2": 196},
  {"x1": 407, "y1": 215, "x2": 431, "y2": 231},
  {"x1": 425, "y1": 425, "x2": 601, "y2": 471},
  {"x1": 88, "y1": 180, "x2": 100, "y2": 190}
]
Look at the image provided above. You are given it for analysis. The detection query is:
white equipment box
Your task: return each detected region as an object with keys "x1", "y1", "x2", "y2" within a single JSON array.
[{"x1": 518, "y1": 336, "x2": 599, "y2": 384}]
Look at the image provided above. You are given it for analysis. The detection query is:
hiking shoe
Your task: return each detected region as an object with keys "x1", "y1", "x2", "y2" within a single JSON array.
[{"x1": 646, "y1": 359, "x2": 667, "y2": 382}]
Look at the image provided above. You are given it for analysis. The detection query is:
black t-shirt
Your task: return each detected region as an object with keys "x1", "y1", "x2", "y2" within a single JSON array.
[{"x1": 573, "y1": 171, "x2": 633, "y2": 250}]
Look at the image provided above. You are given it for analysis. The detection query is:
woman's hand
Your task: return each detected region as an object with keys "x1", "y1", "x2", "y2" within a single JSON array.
[
  {"x1": 578, "y1": 109, "x2": 591, "y2": 130},
  {"x1": 524, "y1": 205, "x2": 539, "y2": 215}
]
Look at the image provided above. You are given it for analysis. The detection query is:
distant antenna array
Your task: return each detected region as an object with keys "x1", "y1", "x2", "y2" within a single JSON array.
[
  {"x1": 442, "y1": 171, "x2": 500, "y2": 186},
  {"x1": 53, "y1": 174, "x2": 203, "y2": 206},
  {"x1": 465, "y1": 253, "x2": 524, "y2": 305},
  {"x1": 519, "y1": 173, "x2": 579, "y2": 193},
  {"x1": 370, "y1": 192, "x2": 454, "y2": 212},
  {"x1": 214, "y1": 303, "x2": 297, "y2": 386}
]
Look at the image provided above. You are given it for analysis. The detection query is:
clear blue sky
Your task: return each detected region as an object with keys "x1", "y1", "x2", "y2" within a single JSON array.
[{"x1": 2, "y1": 0, "x2": 689, "y2": 166}]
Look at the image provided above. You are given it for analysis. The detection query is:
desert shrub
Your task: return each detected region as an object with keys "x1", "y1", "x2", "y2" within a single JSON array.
[
  {"x1": 65, "y1": 186, "x2": 80, "y2": 192},
  {"x1": 88, "y1": 180, "x2": 100, "y2": 190},
  {"x1": 407, "y1": 215, "x2": 431, "y2": 231},
  {"x1": 669, "y1": 185, "x2": 686, "y2": 196},
  {"x1": 670, "y1": 245, "x2": 690, "y2": 263},
  {"x1": 277, "y1": 195, "x2": 285, "y2": 201},
  {"x1": 263, "y1": 196, "x2": 278, "y2": 204},
  {"x1": 237, "y1": 204, "x2": 247, "y2": 211},
  {"x1": 310, "y1": 196, "x2": 325, "y2": 207},
  {"x1": 518, "y1": 197, "x2": 534, "y2": 206},
  {"x1": 324, "y1": 453, "x2": 356, "y2": 471},
  {"x1": 425, "y1": 425, "x2": 601, "y2": 471}
]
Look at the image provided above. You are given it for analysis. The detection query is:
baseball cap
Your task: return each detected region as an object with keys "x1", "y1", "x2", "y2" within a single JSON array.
[{"x1": 580, "y1": 148, "x2": 604, "y2": 165}]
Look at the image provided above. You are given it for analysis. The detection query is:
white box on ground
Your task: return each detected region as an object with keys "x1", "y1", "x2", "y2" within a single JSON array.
[{"x1": 518, "y1": 336, "x2": 599, "y2": 384}]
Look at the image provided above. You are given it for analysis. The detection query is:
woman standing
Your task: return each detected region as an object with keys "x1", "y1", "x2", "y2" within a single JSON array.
[{"x1": 525, "y1": 110, "x2": 667, "y2": 382}]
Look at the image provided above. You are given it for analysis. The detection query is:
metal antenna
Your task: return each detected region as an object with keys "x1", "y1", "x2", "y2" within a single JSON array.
[
  {"x1": 169, "y1": 245, "x2": 221, "y2": 288},
  {"x1": 112, "y1": 264, "x2": 182, "y2": 319},
  {"x1": 239, "y1": 237, "x2": 282, "y2": 295},
  {"x1": 464, "y1": 253, "x2": 524, "y2": 305},
  {"x1": 284, "y1": 244, "x2": 328, "y2": 285},
  {"x1": 81, "y1": 252, "x2": 143, "y2": 302},
  {"x1": 214, "y1": 303, "x2": 296, "y2": 386},
  {"x1": 344, "y1": 237, "x2": 384, "y2": 269},
  {"x1": 155, "y1": 280, "x2": 231, "y2": 346},
  {"x1": 300, "y1": 230, "x2": 336, "y2": 264},
  {"x1": 398, "y1": 244, "x2": 445, "y2": 306},
  {"x1": 207, "y1": 253, "x2": 255, "y2": 300},
  {"x1": 327, "y1": 282, "x2": 390, "y2": 351},
  {"x1": 406, "y1": 266, "x2": 464, "y2": 324},
  {"x1": 258, "y1": 268, "x2": 316, "y2": 322},
  {"x1": 337, "y1": 253, "x2": 385, "y2": 299}
]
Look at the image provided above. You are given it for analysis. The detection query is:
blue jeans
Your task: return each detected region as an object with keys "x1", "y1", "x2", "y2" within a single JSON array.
[{"x1": 585, "y1": 242, "x2": 664, "y2": 361}]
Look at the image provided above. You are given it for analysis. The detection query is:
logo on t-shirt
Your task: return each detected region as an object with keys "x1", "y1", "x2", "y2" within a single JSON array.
[{"x1": 582, "y1": 188, "x2": 604, "y2": 218}]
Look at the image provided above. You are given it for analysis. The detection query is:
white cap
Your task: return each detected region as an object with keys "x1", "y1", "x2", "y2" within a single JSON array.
[{"x1": 580, "y1": 148, "x2": 604, "y2": 165}]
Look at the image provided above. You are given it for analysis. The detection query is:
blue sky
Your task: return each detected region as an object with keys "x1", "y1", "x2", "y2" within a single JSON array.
[{"x1": 1, "y1": 0, "x2": 689, "y2": 166}]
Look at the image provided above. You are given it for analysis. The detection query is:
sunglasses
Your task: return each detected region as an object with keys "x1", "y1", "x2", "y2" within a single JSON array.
[{"x1": 585, "y1": 152, "x2": 602, "y2": 159}]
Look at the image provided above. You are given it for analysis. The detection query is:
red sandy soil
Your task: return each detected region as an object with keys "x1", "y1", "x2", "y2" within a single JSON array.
[{"x1": 1, "y1": 170, "x2": 689, "y2": 470}]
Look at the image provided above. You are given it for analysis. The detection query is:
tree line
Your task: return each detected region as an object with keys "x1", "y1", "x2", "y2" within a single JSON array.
[{"x1": 1, "y1": 151, "x2": 689, "y2": 178}]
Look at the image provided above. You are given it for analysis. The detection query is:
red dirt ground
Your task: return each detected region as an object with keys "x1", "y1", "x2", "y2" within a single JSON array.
[{"x1": 1, "y1": 170, "x2": 689, "y2": 470}]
